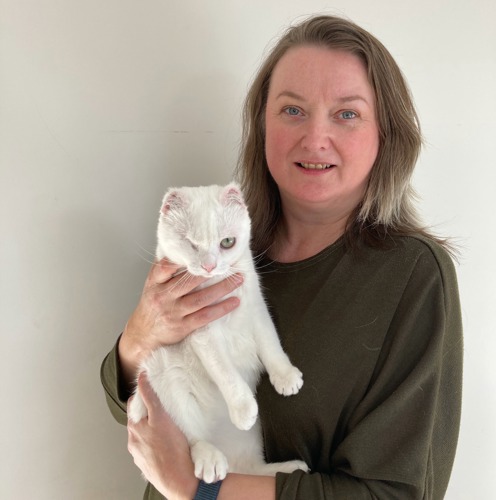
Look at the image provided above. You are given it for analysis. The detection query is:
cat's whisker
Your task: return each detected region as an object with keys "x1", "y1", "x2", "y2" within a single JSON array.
[
  {"x1": 252, "y1": 247, "x2": 271, "y2": 262},
  {"x1": 251, "y1": 267, "x2": 275, "y2": 276},
  {"x1": 137, "y1": 243, "x2": 157, "y2": 259},
  {"x1": 253, "y1": 263, "x2": 282, "y2": 276},
  {"x1": 229, "y1": 267, "x2": 257, "y2": 279},
  {"x1": 225, "y1": 274, "x2": 242, "y2": 287},
  {"x1": 139, "y1": 255, "x2": 158, "y2": 267},
  {"x1": 167, "y1": 272, "x2": 193, "y2": 294},
  {"x1": 133, "y1": 242, "x2": 159, "y2": 266},
  {"x1": 250, "y1": 251, "x2": 277, "y2": 274}
]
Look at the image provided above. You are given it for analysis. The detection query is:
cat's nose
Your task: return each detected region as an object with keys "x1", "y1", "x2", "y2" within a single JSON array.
[{"x1": 201, "y1": 263, "x2": 217, "y2": 273}]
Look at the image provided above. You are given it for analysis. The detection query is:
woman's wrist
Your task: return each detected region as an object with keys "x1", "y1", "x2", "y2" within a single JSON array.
[
  {"x1": 118, "y1": 324, "x2": 154, "y2": 390},
  {"x1": 165, "y1": 476, "x2": 198, "y2": 500},
  {"x1": 217, "y1": 474, "x2": 275, "y2": 500}
]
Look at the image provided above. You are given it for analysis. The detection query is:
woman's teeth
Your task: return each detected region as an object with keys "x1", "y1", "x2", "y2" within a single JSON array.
[{"x1": 298, "y1": 162, "x2": 333, "y2": 170}]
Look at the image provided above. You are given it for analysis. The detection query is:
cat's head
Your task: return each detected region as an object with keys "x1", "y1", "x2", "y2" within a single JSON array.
[{"x1": 156, "y1": 183, "x2": 251, "y2": 278}]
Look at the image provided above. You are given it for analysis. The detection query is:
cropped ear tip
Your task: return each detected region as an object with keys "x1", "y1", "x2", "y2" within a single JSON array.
[
  {"x1": 161, "y1": 189, "x2": 183, "y2": 213},
  {"x1": 227, "y1": 181, "x2": 242, "y2": 192},
  {"x1": 223, "y1": 183, "x2": 245, "y2": 204}
]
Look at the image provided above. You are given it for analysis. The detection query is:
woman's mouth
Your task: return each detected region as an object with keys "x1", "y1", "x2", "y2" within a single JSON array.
[{"x1": 297, "y1": 162, "x2": 335, "y2": 170}]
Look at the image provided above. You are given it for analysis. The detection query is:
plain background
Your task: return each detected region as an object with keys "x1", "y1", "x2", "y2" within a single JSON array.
[{"x1": 1, "y1": 0, "x2": 494, "y2": 498}]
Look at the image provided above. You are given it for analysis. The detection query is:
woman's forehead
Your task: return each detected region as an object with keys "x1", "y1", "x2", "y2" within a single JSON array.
[{"x1": 268, "y1": 46, "x2": 375, "y2": 104}]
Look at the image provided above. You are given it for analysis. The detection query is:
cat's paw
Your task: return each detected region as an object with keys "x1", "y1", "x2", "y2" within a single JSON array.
[
  {"x1": 228, "y1": 394, "x2": 258, "y2": 430},
  {"x1": 255, "y1": 458, "x2": 310, "y2": 476},
  {"x1": 127, "y1": 392, "x2": 148, "y2": 423},
  {"x1": 191, "y1": 441, "x2": 228, "y2": 483},
  {"x1": 275, "y1": 459, "x2": 310, "y2": 474},
  {"x1": 270, "y1": 365, "x2": 303, "y2": 396}
]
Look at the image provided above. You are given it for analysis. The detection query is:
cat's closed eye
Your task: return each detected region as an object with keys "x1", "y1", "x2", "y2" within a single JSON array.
[{"x1": 186, "y1": 238, "x2": 199, "y2": 251}]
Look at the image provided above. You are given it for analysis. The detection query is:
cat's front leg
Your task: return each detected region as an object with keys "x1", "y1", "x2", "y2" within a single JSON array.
[
  {"x1": 253, "y1": 319, "x2": 304, "y2": 395},
  {"x1": 191, "y1": 440, "x2": 229, "y2": 483},
  {"x1": 268, "y1": 362, "x2": 304, "y2": 396},
  {"x1": 248, "y1": 459, "x2": 310, "y2": 477}
]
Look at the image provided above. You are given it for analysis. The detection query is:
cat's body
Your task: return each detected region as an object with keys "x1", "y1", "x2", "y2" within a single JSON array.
[{"x1": 128, "y1": 183, "x2": 308, "y2": 483}]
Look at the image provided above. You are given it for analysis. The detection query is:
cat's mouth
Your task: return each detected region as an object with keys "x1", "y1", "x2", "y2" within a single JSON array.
[{"x1": 297, "y1": 162, "x2": 335, "y2": 170}]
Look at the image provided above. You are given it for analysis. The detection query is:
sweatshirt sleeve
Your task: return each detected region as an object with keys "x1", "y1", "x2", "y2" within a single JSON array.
[
  {"x1": 100, "y1": 336, "x2": 130, "y2": 426},
  {"x1": 275, "y1": 243, "x2": 463, "y2": 499}
]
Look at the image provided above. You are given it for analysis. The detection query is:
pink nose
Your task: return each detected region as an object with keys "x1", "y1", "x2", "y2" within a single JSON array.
[{"x1": 201, "y1": 263, "x2": 217, "y2": 273}]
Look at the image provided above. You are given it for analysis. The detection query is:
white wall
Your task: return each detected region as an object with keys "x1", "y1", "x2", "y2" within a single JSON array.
[{"x1": 1, "y1": 1, "x2": 494, "y2": 498}]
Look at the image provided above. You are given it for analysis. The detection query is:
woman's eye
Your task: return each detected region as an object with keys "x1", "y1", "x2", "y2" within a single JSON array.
[
  {"x1": 340, "y1": 110, "x2": 357, "y2": 120},
  {"x1": 220, "y1": 237, "x2": 236, "y2": 249},
  {"x1": 284, "y1": 106, "x2": 301, "y2": 116}
]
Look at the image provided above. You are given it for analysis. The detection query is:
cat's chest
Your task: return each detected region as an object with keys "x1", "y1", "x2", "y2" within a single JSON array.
[
  {"x1": 216, "y1": 309, "x2": 262, "y2": 379},
  {"x1": 221, "y1": 310, "x2": 258, "y2": 351}
]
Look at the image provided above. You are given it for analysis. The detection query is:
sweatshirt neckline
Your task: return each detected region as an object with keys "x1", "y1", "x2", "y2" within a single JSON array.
[{"x1": 261, "y1": 237, "x2": 345, "y2": 272}]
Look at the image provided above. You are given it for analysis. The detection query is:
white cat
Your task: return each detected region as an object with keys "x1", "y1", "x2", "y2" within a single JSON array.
[{"x1": 128, "y1": 183, "x2": 308, "y2": 483}]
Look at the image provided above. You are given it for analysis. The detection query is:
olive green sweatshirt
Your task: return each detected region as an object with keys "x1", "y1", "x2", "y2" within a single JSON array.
[{"x1": 101, "y1": 235, "x2": 463, "y2": 499}]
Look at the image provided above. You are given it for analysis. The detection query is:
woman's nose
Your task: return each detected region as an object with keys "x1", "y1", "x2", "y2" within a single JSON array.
[{"x1": 300, "y1": 117, "x2": 332, "y2": 152}]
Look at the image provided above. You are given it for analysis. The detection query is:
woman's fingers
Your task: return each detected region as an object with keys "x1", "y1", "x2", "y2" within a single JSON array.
[
  {"x1": 149, "y1": 258, "x2": 180, "y2": 284},
  {"x1": 147, "y1": 258, "x2": 203, "y2": 289},
  {"x1": 181, "y1": 273, "x2": 243, "y2": 311},
  {"x1": 135, "y1": 372, "x2": 162, "y2": 425},
  {"x1": 180, "y1": 274, "x2": 243, "y2": 328},
  {"x1": 146, "y1": 259, "x2": 207, "y2": 299},
  {"x1": 185, "y1": 295, "x2": 241, "y2": 332}
]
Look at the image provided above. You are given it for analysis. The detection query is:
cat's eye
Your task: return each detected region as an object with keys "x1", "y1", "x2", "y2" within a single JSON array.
[{"x1": 220, "y1": 237, "x2": 236, "y2": 249}]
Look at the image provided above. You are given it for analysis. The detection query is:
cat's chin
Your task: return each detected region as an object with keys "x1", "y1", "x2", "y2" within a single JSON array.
[{"x1": 188, "y1": 267, "x2": 230, "y2": 279}]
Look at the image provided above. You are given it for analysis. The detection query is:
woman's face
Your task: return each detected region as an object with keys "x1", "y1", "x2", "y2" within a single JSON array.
[{"x1": 265, "y1": 45, "x2": 379, "y2": 219}]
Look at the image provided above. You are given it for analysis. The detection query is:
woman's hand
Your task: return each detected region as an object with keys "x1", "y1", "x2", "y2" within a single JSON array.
[
  {"x1": 119, "y1": 258, "x2": 243, "y2": 387},
  {"x1": 127, "y1": 372, "x2": 198, "y2": 500}
]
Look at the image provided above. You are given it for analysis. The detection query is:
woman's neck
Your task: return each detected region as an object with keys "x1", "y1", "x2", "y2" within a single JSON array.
[{"x1": 269, "y1": 211, "x2": 348, "y2": 263}]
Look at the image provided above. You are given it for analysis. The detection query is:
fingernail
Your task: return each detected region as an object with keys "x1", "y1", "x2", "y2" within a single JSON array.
[{"x1": 234, "y1": 274, "x2": 244, "y2": 285}]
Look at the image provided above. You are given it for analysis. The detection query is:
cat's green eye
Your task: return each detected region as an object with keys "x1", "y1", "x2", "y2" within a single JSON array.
[{"x1": 220, "y1": 237, "x2": 236, "y2": 249}]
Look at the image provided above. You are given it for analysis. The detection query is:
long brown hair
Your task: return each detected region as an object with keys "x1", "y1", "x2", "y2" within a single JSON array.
[{"x1": 236, "y1": 15, "x2": 448, "y2": 255}]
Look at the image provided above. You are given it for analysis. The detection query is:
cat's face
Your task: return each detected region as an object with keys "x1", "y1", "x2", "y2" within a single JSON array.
[{"x1": 156, "y1": 183, "x2": 251, "y2": 278}]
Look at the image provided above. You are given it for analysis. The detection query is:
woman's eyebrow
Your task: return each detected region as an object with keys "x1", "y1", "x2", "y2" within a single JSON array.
[
  {"x1": 336, "y1": 95, "x2": 367, "y2": 103},
  {"x1": 275, "y1": 91, "x2": 371, "y2": 105},
  {"x1": 275, "y1": 90, "x2": 305, "y2": 101}
]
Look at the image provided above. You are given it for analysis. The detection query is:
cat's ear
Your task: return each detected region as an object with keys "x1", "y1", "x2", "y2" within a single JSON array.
[
  {"x1": 221, "y1": 183, "x2": 245, "y2": 207},
  {"x1": 161, "y1": 189, "x2": 187, "y2": 215}
]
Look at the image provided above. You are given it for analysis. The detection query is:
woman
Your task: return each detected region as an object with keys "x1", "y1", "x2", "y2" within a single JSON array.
[{"x1": 101, "y1": 15, "x2": 463, "y2": 499}]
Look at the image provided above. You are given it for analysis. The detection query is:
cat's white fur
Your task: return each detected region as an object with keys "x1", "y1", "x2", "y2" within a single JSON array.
[{"x1": 128, "y1": 183, "x2": 308, "y2": 483}]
